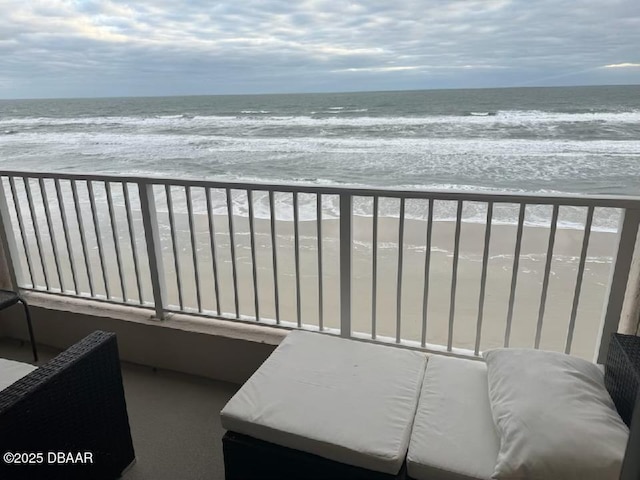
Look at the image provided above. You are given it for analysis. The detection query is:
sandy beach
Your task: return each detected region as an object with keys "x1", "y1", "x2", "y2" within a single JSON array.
[{"x1": 12, "y1": 195, "x2": 617, "y2": 361}]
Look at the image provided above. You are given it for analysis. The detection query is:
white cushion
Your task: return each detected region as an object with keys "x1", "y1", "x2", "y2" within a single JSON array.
[
  {"x1": 484, "y1": 348, "x2": 629, "y2": 480},
  {"x1": 407, "y1": 355, "x2": 499, "y2": 480},
  {"x1": 0, "y1": 358, "x2": 37, "y2": 391},
  {"x1": 220, "y1": 330, "x2": 427, "y2": 474}
]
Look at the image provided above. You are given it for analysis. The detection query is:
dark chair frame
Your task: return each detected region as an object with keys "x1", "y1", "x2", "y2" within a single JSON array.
[
  {"x1": 0, "y1": 330, "x2": 135, "y2": 479},
  {"x1": 223, "y1": 430, "x2": 407, "y2": 480},
  {"x1": 606, "y1": 333, "x2": 640, "y2": 480},
  {"x1": 0, "y1": 289, "x2": 37, "y2": 362}
]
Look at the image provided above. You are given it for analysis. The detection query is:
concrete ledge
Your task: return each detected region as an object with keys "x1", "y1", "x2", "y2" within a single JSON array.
[{"x1": 0, "y1": 292, "x2": 287, "y2": 384}]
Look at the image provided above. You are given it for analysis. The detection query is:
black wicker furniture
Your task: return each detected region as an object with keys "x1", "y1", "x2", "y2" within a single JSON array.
[
  {"x1": 223, "y1": 431, "x2": 408, "y2": 480},
  {"x1": 0, "y1": 330, "x2": 135, "y2": 480},
  {"x1": 0, "y1": 290, "x2": 37, "y2": 362},
  {"x1": 606, "y1": 333, "x2": 640, "y2": 480}
]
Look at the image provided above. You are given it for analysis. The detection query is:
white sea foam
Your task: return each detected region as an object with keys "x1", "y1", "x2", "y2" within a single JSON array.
[
  {"x1": 146, "y1": 189, "x2": 619, "y2": 232},
  {"x1": 1, "y1": 104, "x2": 637, "y2": 234},
  {"x1": 4, "y1": 131, "x2": 639, "y2": 160},
  {"x1": 2, "y1": 109, "x2": 639, "y2": 128}
]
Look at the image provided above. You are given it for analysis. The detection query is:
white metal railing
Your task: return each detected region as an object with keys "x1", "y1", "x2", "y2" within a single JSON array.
[{"x1": 0, "y1": 170, "x2": 638, "y2": 362}]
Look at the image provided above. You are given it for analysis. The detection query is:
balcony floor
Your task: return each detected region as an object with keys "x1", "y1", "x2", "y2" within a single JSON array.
[{"x1": 0, "y1": 338, "x2": 239, "y2": 480}]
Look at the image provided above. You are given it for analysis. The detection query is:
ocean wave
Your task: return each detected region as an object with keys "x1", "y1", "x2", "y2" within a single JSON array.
[
  {"x1": 2, "y1": 109, "x2": 639, "y2": 128},
  {"x1": 318, "y1": 108, "x2": 370, "y2": 114},
  {"x1": 2, "y1": 131, "x2": 638, "y2": 203},
  {"x1": 3, "y1": 174, "x2": 621, "y2": 234},
  {"x1": 145, "y1": 188, "x2": 620, "y2": 232},
  {"x1": 4, "y1": 130, "x2": 639, "y2": 155}
]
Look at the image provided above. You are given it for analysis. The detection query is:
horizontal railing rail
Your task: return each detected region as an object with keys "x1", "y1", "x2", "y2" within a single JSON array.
[
  {"x1": 0, "y1": 169, "x2": 638, "y2": 208},
  {"x1": 0, "y1": 169, "x2": 638, "y2": 362}
]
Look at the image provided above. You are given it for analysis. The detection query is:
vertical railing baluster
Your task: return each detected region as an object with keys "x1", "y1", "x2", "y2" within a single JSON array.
[
  {"x1": 8, "y1": 177, "x2": 35, "y2": 287},
  {"x1": 396, "y1": 197, "x2": 406, "y2": 343},
  {"x1": 0, "y1": 178, "x2": 24, "y2": 290},
  {"x1": 87, "y1": 180, "x2": 110, "y2": 298},
  {"x1": 24, "y1": 177, "x2": 50, "y2": 290},
  {"x1": 186, "y1": 186, "x2": 202, "y2": 313},
  {"x1": 372, "y1": 196, "x2": 379, "y2": 339},
  {"x1": 269, "y1": 191, "x2": 280, "y2": 324},
  {"x1": 565, "y1": 207, "x2": 594, "y2": 354},
  {"x1": 71, "y1": 180, "x2": 95, "y2": 296},
  {"x1": 447, "y1": 201, "x2": 463, "y2": 351},
  {"x1": 205, "y1": 188, "x2": 222, "y2": 316},
  {"x1": 317, "y1": 194, "x2": 324, "y2": 331},
  {"x1": 504, "y1": 203, "x2": 526, "y2": 347},
  {"x1": 139, "y1": 182, "x2": 167, "y2": 319},
  {"x1": 421, "y1": 198, "x2": 434, "y2": 348},
  {"x1": 597, "y1": 208, "x2": 640, "y2": 363},
  {"x1": 340, "y1": 193, "x2": 352, "y2": 338},
  {"x1": 7, "y1": 171, "x2": 640, "y2": 360},
  {"x1": 54, "y1": 179, "x2": 78, "y2": 294},
  {"x1": 226, "y1": 188, "x2": 240, "y2": 318},
  {"x1": 165, "y1": 185, "x2": 184, "y2": 309},
  {"x1": 247, "y1": 189, "x2": 260, "y2": 321},
  {"x1": 293, "y1": 192, "x2": 302, "y2": 327},
  {"x1": 123, "y1": 182, "x2": 144, "y2": 304},
  {"x1": 535, "y1": 205, "x2": 559, "y2": 349},
  {"x1": 105, "y1": 181, "x2": 127, "y2": 301},
  {"x1": 475, "y1": 202, "x2": 493, "y2": 356},
  {"x1": 39, "y1": 178, "x2": 64, "y2": 291}
]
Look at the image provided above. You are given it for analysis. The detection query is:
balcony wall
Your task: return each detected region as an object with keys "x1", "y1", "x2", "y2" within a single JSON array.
[
  {"x1": 0, "y1": 292, "x2": 283, "y2": 384},
  {"x1": 0, "y1": 241, "x2": 282, "y2": 384}
]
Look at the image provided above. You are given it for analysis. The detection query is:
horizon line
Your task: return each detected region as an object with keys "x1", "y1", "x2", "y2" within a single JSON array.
[{"x1": 2, "y1": 82, "x2": 639, "y2": 102}]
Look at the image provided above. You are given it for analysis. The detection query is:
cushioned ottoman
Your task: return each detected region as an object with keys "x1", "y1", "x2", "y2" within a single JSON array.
[
  {"x1": 407, "y1": 355, "x2": 499, "y2": 480},
  {"x1": 220, "y1": 330, "x2": 428, "y2": 479}
]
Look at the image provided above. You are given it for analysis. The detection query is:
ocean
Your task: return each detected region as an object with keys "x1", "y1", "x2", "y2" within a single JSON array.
[{"x1": 1, "y1": 85, "x2": 639, "y2": 229}]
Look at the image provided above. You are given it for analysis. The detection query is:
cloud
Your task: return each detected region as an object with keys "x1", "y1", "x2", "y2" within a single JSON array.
[
  {"x1": 0, "y1": 0, "x2": 639, "y2": 98},
  {"x1": 602, "y1": 63, "x2": 640, "y2": 68},
  {"x1": 334, "y1": 64, "x2": 507, "y2": 73},
  {"x1": 335, "y1": 66, "x2": 423, "y2": 73}
]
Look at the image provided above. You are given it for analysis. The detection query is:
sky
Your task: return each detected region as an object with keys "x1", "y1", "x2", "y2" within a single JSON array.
[{"x1": 1, "y1": 0, "x2": 639, "y2": 99}]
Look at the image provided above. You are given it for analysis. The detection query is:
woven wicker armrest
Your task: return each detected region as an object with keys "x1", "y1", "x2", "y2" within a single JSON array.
[
  {"x1": 605, "y1": 333, "x2": 640, "y2": 480},
  {"x1": 0, "y1": 330, "x2": 135, "y2": 480}
]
